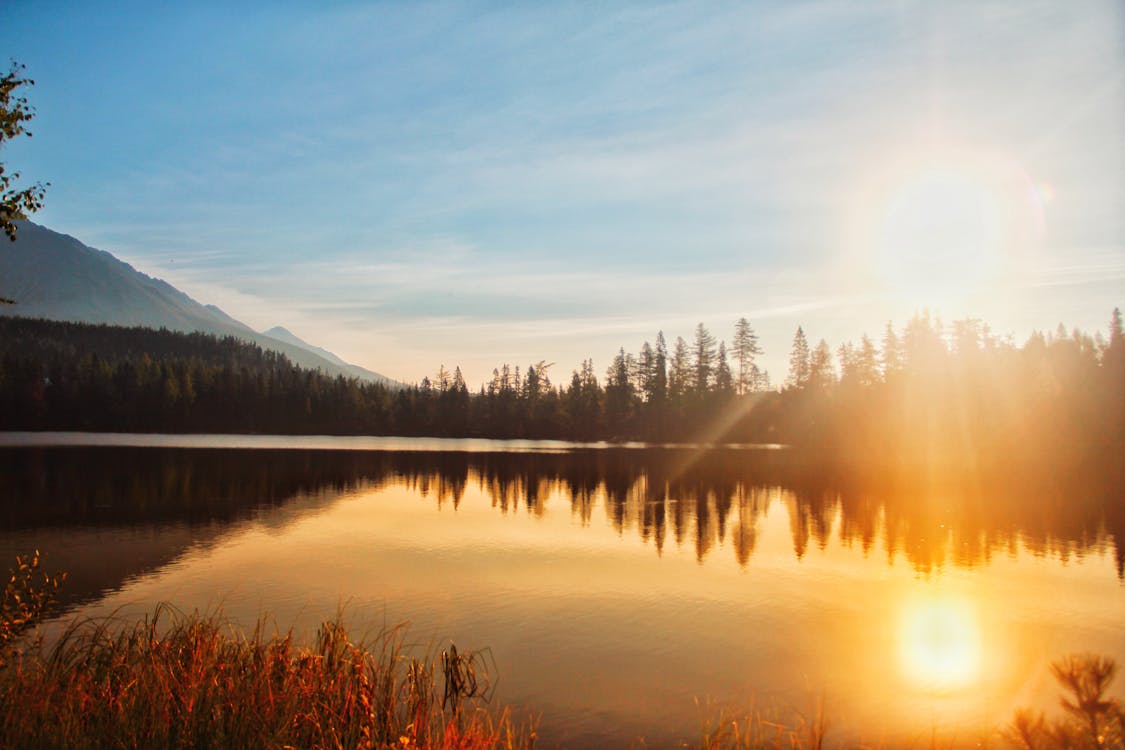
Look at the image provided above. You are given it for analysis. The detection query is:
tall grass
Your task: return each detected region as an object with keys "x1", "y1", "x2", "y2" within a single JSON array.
[
  {"x1": 694, "y1": 695, "x2": 829, "y2": 750},
  {"x1": 0, "y1": 550, "x2": 64, "y2": 667},
  {"x1": 0, "y1": 603, "x2": 535, "y2": 749}
]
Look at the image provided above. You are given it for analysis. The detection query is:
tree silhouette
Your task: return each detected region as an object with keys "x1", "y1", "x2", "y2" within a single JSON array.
[
  {"x1": 668, "y1": 336, "x2": 690, "y2": 404},
  {"x1": 3, "y1": 312, "x2": 1123, "y2": 460},
  {"x1": 787, "y1": 326, "x2": 810, "y2": 389},
  {"x1": 714, "y1": 341, "x2": 733, "y2": 394},
  {"x1": 809, "y1": 339, "x2": 835, "y2": 389},
  {"x1": 692, "y1": 323, "x2": 717, "y2": 394},
  {"x1": 881, "y1": 321, "x2": 902, "y2": 381},
  {"x1": 1, "y1": 63, "x2": 48, "y2": 242},
  {"x1": 732, "y1": 317, "x2": 762, "y2": 394}
]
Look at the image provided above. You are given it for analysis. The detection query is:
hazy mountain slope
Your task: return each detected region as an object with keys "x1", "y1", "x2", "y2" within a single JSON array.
[
  {"x1": 261, "y1": 325, "x2": 389, "y2": 383},
  {"x1": 0, "y1": 221, "x2": 397, "y2": 386}
]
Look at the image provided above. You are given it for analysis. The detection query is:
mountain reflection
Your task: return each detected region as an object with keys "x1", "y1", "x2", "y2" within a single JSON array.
[{"x1": 0, "y1": 447, "x2": 1120, "y2": 608}]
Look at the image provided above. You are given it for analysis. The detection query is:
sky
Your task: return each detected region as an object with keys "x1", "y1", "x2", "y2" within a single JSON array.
[{"x1": 2, "y1": 1, "x2": 1123, "y2": 386}]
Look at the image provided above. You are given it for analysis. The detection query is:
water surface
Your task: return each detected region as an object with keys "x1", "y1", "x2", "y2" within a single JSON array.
[{"x1": 0, "y1": 434, "x2": 1121, "y2": 747}]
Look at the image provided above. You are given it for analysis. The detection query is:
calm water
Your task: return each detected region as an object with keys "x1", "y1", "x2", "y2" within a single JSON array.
[{"x1": 0, "y1": 433, "x2": 1122, "y2": 747}]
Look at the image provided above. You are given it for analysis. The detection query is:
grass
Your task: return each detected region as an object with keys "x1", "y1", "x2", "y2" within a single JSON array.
[
  {"x1": 0, "y1": 603, "x2": 536, "y2": 749},
  {"x1": 694, "y1": 695, "x2": 829, "y2": 750}
]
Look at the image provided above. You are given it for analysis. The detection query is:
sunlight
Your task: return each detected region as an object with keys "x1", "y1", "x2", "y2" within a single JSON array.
[
  {"x1": 878, "y1": 166, "x2": 1002, "y2": 302},
  {"x1": 898, "y1": 596, "x2": 982, "y2": 693},
  {"x1": 852, "y1": 146, "x2": 1048, "y2": 310}
]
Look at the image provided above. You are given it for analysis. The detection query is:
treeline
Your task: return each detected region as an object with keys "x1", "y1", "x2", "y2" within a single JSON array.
[
  {"x1": 411, "y1": 310, "x2": 1125, "y2": 473},
  {"x1": 1, "y1": 312, "x2": 1123, "y2": 470},
  {"x1": 0, "y1": 318, "x2": 396, "y2": 434}
]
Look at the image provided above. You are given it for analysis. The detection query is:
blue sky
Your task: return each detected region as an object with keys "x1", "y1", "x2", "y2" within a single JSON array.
[{"x1": 3, "y1": 1, "x2": 1123, "y2": 385}]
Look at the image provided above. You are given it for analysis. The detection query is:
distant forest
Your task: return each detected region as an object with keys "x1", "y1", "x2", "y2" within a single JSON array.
[{"x1": 1, "y1": 312, "x2": 1122, "y2": 472}]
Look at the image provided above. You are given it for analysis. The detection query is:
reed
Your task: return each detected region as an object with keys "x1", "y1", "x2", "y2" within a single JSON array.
[
  {"x1": 0, "y1": 603, "x2": 536, "y2": 750},
  {"x1": 694, "y1": 694, "x2": 829, "y2": 750}
]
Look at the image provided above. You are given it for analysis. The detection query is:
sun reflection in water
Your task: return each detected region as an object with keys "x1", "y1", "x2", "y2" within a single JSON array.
[{"x1": 899, "y1": 596, "x2": 982, "y2": 693}]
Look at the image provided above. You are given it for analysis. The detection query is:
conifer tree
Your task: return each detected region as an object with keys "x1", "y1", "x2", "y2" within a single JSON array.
[
  {"x1": 525, "y1": 364, "x2": 541, "y2": 400},
  {"x1": 881, "y1": 322, "x2": 902, "y2": 381},
  {"x1": 692, "y1": 323, "x2": 717, "y2": 394},
  {"x1": 638, "y1": 342, "x2": 655, "y2": 401},
  {"x1": 837, "y1": 342, "x2": 856, "y2": 384},
  {"x1": 809, "y1": 339, "x2": 835, "y2": 388},
  {"x1": 653, "y1": 332, "x2": 668, "y2": 403},
  {"x1": 787, "y1": 326, "x2": 811, "y2": 389},
  {"x1": 669, "y1": 336, "x2": 690, "y2": 402},
  {"x1": 856, "y1": 335, "x2": 878, "y2": 387},
  {"x1": 715, "y1": 341, "x2": 733, "y2": 393},
  {"x1": 435, "y1": 365, "x2": 452, "y2": 392},
  {"x1": 732, "y1": 318, "x2": 762, "y2": 394}
]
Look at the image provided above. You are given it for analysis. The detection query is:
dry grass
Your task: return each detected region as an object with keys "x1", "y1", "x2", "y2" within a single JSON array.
[
  {"x1": 0, "y1": 550, "x2": 64, "y2": 667},
  {"x1": 0, "y1": 603, "x2": 535, "y2": 750}
]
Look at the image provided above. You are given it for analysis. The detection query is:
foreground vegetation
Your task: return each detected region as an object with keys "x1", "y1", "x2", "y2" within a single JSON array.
[
  {"x1": 0, "y1": 559, "x2": 533, "y2": 749},
  {"x1": 1, "y1": 554, "x2": 1121, "y2": 749}
]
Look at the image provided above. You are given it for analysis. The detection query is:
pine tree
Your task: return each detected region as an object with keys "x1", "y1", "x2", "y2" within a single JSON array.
[
  {"x1": 809, "y1": 339, "x2": 835, "y2": 388},
  {"x1": 669, "y1": 336, "x2": 690, "y2": 402},
  {"x1": 837, "y1": 342, "x2": 855, "y2": 384},
  {"x1": 881, "y1": 322, "x2": 902, "y2": 381},
  {"x1": 653, "y1": 332, "x2": 668, "y2": 403},
  {"x1": 856, "y1": 335, "x2": 878, "y2": 387},
  {"x1": 605, "y1": 348, "x2": 635, "y2": 431},
  {"x1": 525, "y1": 364, "x2": 541, "y2": 400},
  {"x1": 605, "y1": 348, "x2": 632, "y2": 389},
  {"x1": 537, "y1": 360, "x2": 554, "y2": 390},
  {"x1": 435, "y1": 365, "x2": 452, "y2": 392},
  {"x1": 732, "y1": 318, "x2": 762, "y2": 394},
  {"x1": 638, "y1": 342, "x2": 655, "y2": 402},
  {"x1": 692, "y1": 323, "x2": 717, "y2": 394},
  {"x1": 787, "y1": 326, "x2": 811, "y2": 389},
  {"x1": 715, "y1": 341, "x2": 733, "y2": 393}
]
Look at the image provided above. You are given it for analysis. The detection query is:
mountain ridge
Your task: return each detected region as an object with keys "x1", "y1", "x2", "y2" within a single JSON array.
[
  {"x1": 261, "y1": 325, "x2": 389, "y2": 383},
  {"x1": 0, "y1": 221, "x2": 398, "y2": 387}
]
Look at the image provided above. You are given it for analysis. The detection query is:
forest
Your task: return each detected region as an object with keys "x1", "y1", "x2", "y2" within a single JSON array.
[{"x1": 0, "y1": 311, "x2": 1122, "y2": 473}]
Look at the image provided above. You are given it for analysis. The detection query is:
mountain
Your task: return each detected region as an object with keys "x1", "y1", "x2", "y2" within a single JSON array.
[
  {"x1": 0, "y1": 221, "x2": 398, "y2": 386},
  {"x1": 260, "y1": 325, "x2": 389, "y2": 383}
]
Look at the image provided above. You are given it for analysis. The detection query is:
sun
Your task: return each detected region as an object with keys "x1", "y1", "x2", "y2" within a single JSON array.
[
  {"x1": 850, "y1": 146, "x2": 1048, "y2": 310},
  {"x1": 877, "y1": 166, "x2": 1003, "y2": 301},
  {"x1": 898, "y1": 596, "x2": 982, "y2": 693}
]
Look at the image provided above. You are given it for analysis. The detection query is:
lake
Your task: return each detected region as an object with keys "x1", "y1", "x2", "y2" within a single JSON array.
[{"x1": 0, "y1": 433, "x2": 1122, "y2": 747}]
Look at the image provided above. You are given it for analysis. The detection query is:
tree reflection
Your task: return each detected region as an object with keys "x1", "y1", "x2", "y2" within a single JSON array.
[{"x1": 0, "y1": 446, "x2": 1120, "y2": 610}]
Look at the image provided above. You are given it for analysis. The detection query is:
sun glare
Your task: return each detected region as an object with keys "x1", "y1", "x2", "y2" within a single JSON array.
[
  {"x1": 898, "y1": 597, "x2": 982, "y2": 693},
  {"x1": 852, "y1": 147, "x2": 1047, "y2": 310}
]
